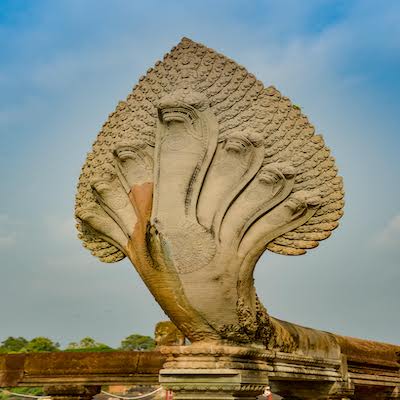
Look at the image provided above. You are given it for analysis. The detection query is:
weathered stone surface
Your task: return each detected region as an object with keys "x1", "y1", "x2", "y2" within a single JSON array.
[
  {"x1": 1, "y1": 340, "x2": 398, "y2": 398},
  {"x1": 159, "y1": 344, "x2": 269, "y2": 399},
  {"x1": 155, "y1": 320, "x2": 185, "y2": 347},
  {"x1": 74, "y1": 37, "x2": 344, "y2": 348},
  {"x1": 0, "y1": 351, "x2": 164, "y2": 387}
]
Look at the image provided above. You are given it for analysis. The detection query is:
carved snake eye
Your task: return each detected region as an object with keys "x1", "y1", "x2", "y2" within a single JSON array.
[
  {"x1": 223, "y1": 134, "x2": 252, "y2": 153},
  {"x1": 258, "y1": 172, "x2": 280, "y2": 184},
  {"x1": 224, "y1": 137, "x2": 250, "y2": 153},
  {"x1": 284, "y1": 197, "x2": 306, "y2": 215},
  {"x1": 159, "y1": 106, "x2": 197, "y2": 125}
]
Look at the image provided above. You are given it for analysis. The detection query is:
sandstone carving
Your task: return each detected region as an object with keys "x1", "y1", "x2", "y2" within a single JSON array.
[
  {"x1": 155, "y1": 321, "x2": 185, "y2": 347},
  {"x1": 75, "y1": 38, "x2": 344, "y2": 348}
]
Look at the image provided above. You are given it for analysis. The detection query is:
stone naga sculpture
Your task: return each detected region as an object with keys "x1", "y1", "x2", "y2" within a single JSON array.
[{"x1": 75, "y1": 38, "x2": 344, "y2": 350}]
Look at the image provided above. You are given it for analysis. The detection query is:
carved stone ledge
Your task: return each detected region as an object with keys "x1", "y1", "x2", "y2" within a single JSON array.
[
  {"x1": 158, "y1": 345, "x2": 269, "y2": 399},
  {"x1": 44, "y1": 385, "x2": 101, "y2": 400}
]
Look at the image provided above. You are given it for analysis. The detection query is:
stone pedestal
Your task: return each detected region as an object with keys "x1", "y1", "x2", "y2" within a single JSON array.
[{"x1": 159, "y1": 344, "x2": 269, "y2": 400}]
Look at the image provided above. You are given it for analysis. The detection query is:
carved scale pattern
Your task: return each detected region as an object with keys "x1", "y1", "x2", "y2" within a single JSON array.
[{"x1": 75, "y1": 37, "x2": 344, "y2": 262}]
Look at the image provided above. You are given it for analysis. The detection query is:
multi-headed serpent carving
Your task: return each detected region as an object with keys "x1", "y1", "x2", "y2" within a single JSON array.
[{"x1": 75, "y1": 38, "x2": 344, "y2": 349}]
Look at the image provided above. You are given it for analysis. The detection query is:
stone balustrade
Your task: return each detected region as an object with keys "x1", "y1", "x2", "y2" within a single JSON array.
[{"x1": 0, "y1": 337, "x2": 398, "y2": 400}]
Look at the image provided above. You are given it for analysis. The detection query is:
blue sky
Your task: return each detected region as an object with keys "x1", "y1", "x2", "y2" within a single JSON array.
[{"x1": 0, "y1": 0, "x2": 399, "y2": 347}]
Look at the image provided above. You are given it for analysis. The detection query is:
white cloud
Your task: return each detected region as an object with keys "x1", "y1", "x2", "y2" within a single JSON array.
[{"x1": 374, "y1": 214, "x2": 400, "y2": 248}]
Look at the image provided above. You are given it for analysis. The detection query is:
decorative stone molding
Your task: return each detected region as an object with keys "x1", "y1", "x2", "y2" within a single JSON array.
[
  {"x1": 1, "y1": 349, "x2": 398, "y2": 399},
  {"x1": 159, "y1": 344, "x2": 269, "y2": 399}
]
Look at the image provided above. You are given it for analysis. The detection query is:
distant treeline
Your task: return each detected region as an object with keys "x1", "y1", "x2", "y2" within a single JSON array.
[{"x1": 0, "y1": 334, "x2": 155, "y2": 353}]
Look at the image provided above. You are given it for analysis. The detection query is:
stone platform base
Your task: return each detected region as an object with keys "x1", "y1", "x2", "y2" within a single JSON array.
[{"x1": 159, "y1": 344, "x2": 269, "y2": 400}]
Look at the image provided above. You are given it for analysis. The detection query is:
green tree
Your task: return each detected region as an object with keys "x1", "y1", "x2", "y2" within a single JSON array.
[
  {"x1": 65, "y1": 337, "x2": 113, "y2": 352},
  {"x1": 0, "y1": 337, "x2": 28, "y2": 353},
  {"x1": 23, "y1": 337, "x2": 60, "y2": 352},
  {"x1": 119, "y1": 334, "x2": 155, "y2": 351}
]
